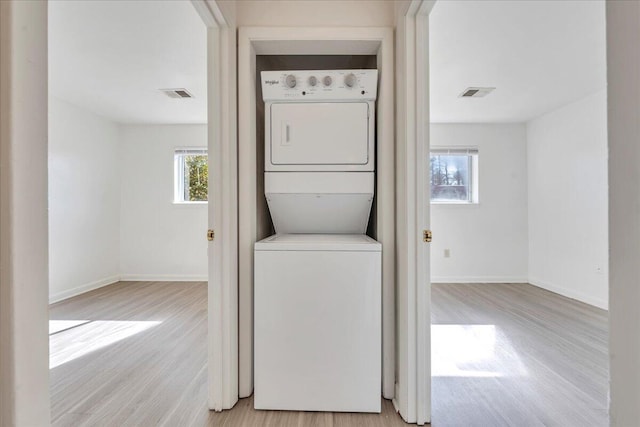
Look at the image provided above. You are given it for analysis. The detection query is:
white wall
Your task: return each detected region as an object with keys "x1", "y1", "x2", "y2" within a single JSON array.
[
  {"x1": 430, "y1": 124, "x2": 529, "y2": 283},
  {"x1": 119, "y1": 125, "x2": 207, "y2": 281},
  {"x1": 527, "y1": 90, "x2": 608, "y2": 309},
  {"x1": 49, "y1": 97, "x2": 121, "y2": 302},
  {"x1": 607, "y1": 1, "x2": 640, "y2": 423},
  {"x1": 235, "y1": 0, "x2": 394, "y2": 26},
  {"x1": 49, "y1": 109, "x2": 207, "y2": 295}
]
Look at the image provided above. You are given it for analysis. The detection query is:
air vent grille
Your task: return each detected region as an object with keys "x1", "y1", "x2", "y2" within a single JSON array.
[
  {"x1": 460, "y1": 87, "x2": 495, "y2": 98},
  {"x1": 160, "y1": 88, "x2": 194, "y2": 99}
]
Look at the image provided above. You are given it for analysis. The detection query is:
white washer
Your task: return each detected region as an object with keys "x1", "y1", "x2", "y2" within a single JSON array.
[{"x1": 254, "y1": 234, "x2": 381, "y2": 413}]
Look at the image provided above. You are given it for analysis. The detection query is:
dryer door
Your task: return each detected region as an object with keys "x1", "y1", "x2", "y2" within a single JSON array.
[{"x1": 269, "y1": 102, "x2": 369, "y2": 167}]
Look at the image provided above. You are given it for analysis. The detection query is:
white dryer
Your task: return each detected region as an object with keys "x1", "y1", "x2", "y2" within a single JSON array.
[
  {"x1": 255, "y1": 69, "x2": 381, "y2": 413},
  {"x1": 262, "y1": 69, "x2": 378, "y2": 234}
]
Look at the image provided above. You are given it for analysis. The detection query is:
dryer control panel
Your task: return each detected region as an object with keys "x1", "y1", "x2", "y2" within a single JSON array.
[{"x1": 261, "y1": 69, "x2": 378, "y2": 101}]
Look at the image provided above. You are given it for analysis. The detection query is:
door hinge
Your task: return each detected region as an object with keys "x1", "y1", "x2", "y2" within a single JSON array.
[
  {"x1": 207, "y1": 229, "x2": 215, "y2": 241},
  {"x1": 423, "y1": 229, "x2": 432, "y2": 243}
]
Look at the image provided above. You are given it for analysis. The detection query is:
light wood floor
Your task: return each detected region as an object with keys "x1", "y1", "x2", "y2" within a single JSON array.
[
  {"x1": 50, "y1": 281, "x2": 608, "y2": 426},
  {"x1": 431, "y1": 283, "x2": 608, "y2": 426}
]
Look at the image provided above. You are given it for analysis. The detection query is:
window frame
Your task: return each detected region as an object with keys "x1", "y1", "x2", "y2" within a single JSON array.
[
  {"x1": 429, "y1": 147, "x2": 479, "y2": 205},
  {"x1": 173, "y1": 147, "x2": 209, "y2": 205}
]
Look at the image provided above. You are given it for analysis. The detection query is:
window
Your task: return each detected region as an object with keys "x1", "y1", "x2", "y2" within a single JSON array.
[
  {"x1": 430, "y1": 147, "x2": 478, "y2": 203},
  {"x1": 174, "y1": 148, "x2": 208, "y2": 203}
]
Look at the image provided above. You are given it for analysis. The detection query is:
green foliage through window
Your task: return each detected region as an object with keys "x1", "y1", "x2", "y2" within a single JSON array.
[
  {"x1": 175, "y1": 149, "x2": 208, "y2": 203},
  {"x1": 184, "y1": 155, "x2": 208, "y2": 201}
]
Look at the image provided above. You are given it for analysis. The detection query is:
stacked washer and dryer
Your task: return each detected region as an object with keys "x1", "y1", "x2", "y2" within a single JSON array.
[{"x1": 254, "y1": 69, "x2": 381, "y2": 413}]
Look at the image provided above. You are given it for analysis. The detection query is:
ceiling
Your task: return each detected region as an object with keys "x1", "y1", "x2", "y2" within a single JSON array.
[
  {"x1": 49, "y1": 0, "x2": 207, "y2": 124},
  {"x1": 429, "y1": 0, "x2": 606, "y2": 123},
  {"x1": 49, "y1": 0, "x2": 606, "y2": 125}
]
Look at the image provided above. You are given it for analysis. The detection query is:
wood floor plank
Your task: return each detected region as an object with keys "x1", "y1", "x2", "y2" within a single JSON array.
[{"x1": 50, "y1": 281, "x2": 608, "y2": 426}]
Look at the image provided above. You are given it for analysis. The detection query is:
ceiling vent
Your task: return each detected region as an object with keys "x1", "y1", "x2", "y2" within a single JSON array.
[
  {"x1": 160, "y1": 88, "x2": 194, "y2": 99},
  {"x1": 460, "y1": 87, "x2": 495, "y2": 98}
]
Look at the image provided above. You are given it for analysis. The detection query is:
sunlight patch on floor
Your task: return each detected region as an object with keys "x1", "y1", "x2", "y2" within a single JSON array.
[
  {"x1": 432, "y1": 324, "x2": 528, "y2": 378},
  {"x1": 49, "y1": 320, "x2": 161, "y2": 369}
]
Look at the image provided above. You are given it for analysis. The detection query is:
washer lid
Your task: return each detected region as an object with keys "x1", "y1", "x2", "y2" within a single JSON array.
[{"x1": 255, "y1": 234, "x2": 381, "y2": 252}]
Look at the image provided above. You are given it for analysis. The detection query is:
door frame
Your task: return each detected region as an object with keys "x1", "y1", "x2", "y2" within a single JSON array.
[
  {"x1": 236, "y1": 26, "x2": 395, "y2": 401},
  {"x1": 0, "y1": 1, "x2": 50, "y2": 425},
  {"x1": 191, "y1": 0, "x2": 239, "y2": 412}
]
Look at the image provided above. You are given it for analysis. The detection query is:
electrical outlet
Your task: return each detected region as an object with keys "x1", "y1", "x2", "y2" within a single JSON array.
[{"x1": 444, "y1": 249, "x2": 451, "y2": 258}]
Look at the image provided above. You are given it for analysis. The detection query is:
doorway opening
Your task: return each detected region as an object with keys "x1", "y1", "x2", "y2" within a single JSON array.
[
  {"x1": 47, "y1": 1, "x2": 210, "y2": 423},
  {"x1": 428, "y1": 1, "x2": 609, "y2": 425}
]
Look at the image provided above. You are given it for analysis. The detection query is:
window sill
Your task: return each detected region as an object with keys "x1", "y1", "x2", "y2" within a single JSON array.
[
  {"x1": 431, "y1": 201, "x2": 480, "y2": 206},
  {"x1": 173, "y1": 201, "x2": 208, "y2": 206}
]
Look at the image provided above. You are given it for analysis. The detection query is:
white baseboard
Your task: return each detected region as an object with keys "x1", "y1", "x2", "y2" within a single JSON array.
[
  {"x1": 119, "y1": 274, "x2": 207, "y2": 282},
  {"x1": 50, "y1": 274, "x2": 207, "y2": 303},
  {"x1": 49, "y1": 275, "x2": 120, "y2": 304},
  {"x1": 528, "y1": 277, "x2": 608, "y2": 310},
  {"x1": 431, "y1": 276, "x2": 528, "y2": 284}
]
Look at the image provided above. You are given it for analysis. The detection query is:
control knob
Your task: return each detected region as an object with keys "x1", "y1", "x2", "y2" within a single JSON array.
[
  {"x1": 344, "y1": 73, "x2": 357, "y2": 88},
  {"x1": 285, "y1": 74, "x2": 296, "y2": 88},
  {"x1": 323, "y1": 76, "x2": 332, "y2": 86},
  {"x1": 308, "y1": 76, "x2": 318, "y2": 87}
]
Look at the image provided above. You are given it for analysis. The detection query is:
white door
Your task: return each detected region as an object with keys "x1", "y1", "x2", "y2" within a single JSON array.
[
  {"x1": 269, "y1": 102, "x2": 369, "y2": 165},
  {"x1": 202, "y1": 7, "x2": 238, "y2": 411},
  {"x1": 394, "y1": 1, "x2": 434, "y2": 424}
]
